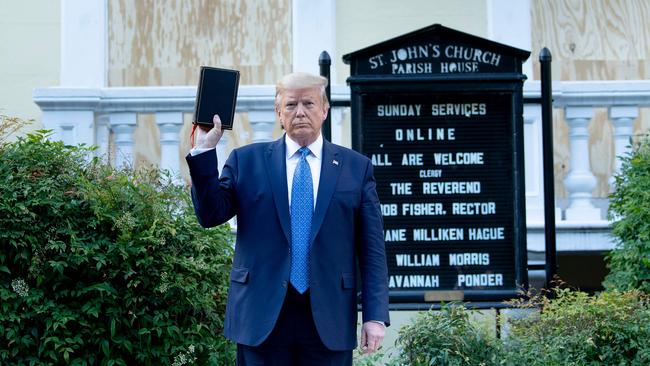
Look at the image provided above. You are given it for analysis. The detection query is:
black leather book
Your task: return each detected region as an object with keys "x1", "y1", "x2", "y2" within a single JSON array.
[{"x1": 193, "y1": 66, "x2": 240, "y2": 129}]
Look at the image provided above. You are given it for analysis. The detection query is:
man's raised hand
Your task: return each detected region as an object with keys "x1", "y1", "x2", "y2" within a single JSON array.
[{"x1": 195, "y1": 115, "x2": 224, "y2": 149}]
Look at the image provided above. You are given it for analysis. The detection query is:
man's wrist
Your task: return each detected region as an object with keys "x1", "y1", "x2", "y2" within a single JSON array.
[
  {"x1": 189, "y1": 146, "x2": 215, "y2": 156},
  {"x1": 367, "y1": 320, "x2": 386, "y2": 328}
]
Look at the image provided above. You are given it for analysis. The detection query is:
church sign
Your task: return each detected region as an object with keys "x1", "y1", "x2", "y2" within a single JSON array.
[{"x1": 343, "y1": 24, "x2": 530, "y2": 302}]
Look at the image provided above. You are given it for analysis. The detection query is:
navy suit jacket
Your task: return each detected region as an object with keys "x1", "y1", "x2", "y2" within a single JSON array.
[{"x1": 186, "y1": 135, "x2": 390, "y2": 351}]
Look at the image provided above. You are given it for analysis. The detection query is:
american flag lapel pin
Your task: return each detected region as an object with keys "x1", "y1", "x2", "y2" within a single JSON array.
[{"x1": 332, "y1": 159, "x2": 339, "y2": 166}]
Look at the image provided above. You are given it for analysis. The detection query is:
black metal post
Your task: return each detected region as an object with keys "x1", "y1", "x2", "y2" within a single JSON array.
[
  {"x1": 319, "y1": 51, "x2": 332, "y2": 141},
  {"x1": 540, "y1": 47, "x2": 557, "y2": 289}
]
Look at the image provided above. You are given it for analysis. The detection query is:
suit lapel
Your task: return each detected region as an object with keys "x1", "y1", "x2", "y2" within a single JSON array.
[
  {"x1": 310, "y1": 140, "x2": 341, "y2": 244},
  {"x1": 266, "y1": 137, "x2": 291, "y2": 245}
]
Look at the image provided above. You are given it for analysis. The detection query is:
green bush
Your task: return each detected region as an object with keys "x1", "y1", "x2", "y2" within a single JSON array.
[
  {"x1": 395, "y1": 304, "x2": 501, "y2": 366},
  {"x1": 605, "y1": 135, "x2": 650, "y2": 293},
  {"x1": 503, "y1": 289, "x2": 650, "y2": 366},
  {"x1": 392, "y1": 290, "x2": 650, "y2": 366},
  {"x1": 0, "y1": 127, "x2": 235, "y2": 364}
]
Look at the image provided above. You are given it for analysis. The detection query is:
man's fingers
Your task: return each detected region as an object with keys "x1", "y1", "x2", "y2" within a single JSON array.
[
  {"x1": 364, "y1": 334, "x2": 380, "y2": 354},
  {"x1": 213, "y1": 114, "x2": 222, "y2": 130},
  {"x1": 193, "y1": 115, "x2": 224, "y2": 149},
  {"x1": 198, "y1": 115, "x2": 221, "y2": 132},
  {"x1": 360, "y1": 322, "x2": 385, "y2": 354}
]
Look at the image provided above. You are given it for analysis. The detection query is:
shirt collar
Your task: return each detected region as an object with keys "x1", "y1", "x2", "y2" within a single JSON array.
[{"x1": 285, "y1": 133, "x2": 323, "y2": 160}]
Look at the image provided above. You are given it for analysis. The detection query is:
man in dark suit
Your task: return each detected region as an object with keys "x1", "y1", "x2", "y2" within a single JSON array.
[{"x1": 187, "y1": 72, "x2": 389, "y2": 365}]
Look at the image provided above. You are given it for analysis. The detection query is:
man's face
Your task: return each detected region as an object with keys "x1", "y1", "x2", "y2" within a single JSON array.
[{"x1": 277, "y1": 87, "x2": 328, "y2": 146}]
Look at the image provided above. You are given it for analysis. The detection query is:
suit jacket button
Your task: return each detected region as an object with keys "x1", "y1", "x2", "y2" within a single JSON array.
[{"x1": 282, "y1": 281, "x2": 288, "y2": 288}]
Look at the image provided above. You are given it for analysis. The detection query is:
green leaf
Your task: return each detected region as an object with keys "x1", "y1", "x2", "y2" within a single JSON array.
[
  {"x1": 122, "y1": 339, "x2": 133, "y2": 353},
  {"x1": 48, "y1": 260, "x2": 68, "y2": 275},
  {"x1": 85, "y1": 282, "x2": 117, "y2": 296},
  {"x1": 101, "y1": 339, "x2": 109, "y2": 357},
  {"x1": 81, "y1": 302, "x2": 100, "y2": 318}
]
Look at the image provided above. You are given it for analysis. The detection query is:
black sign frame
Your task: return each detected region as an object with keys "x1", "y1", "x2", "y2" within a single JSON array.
[
  {"x1": 344, "y1": 24, "x2": 530, "y2": 303},
  {"x1": 352, "y1": 79, "x2": 527, "y2": 302}
]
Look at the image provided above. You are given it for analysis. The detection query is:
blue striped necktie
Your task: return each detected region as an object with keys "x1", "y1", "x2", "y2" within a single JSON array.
[{"x1": 290, "y1": 147, "x2": 313, "y2": 293}]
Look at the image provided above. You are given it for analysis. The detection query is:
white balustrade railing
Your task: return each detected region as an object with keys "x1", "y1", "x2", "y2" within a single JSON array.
[
  {"x1": 563, "y1": 105, "x2": 599, "y2": 221},
  {"x1": 552, "y1": 81, "x2": 650, "y2": 223},
  {"x1": 34, "y1": 80, "x2": 650, "y2": 251},
  {"x1": 609, "y1": 106, "x2": 637, "y2": 188},
  {"x1": 33, "y1": 85, "x2": 349, "y2": 170}
]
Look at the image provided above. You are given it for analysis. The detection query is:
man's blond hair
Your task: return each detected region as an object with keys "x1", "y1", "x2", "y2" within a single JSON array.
[{"x1": 275, "y1": 72, "x2": 329, "y2": 109}]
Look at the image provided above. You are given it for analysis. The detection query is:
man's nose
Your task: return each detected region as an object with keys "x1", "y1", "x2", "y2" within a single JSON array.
[{"x1": 295, "y1": 103, "x2": 306, "y2": 116}]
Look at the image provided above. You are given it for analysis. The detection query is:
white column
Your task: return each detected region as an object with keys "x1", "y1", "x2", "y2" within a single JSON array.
[
  {"x1": 41, "y1": 110, "x2": 95, "y2": 146},
  {"x1": 60, "y1": 0, "x2": 107, "y2": 87},
  {"x1": 216, "y1": 132, "x2": 229, "y2": 173},
  {"x1": 523, "y1": 104, "x2": 545, "y2": 222},
  {"x1": 608, "y1": 106, "x2": 637, "y2": 189},
  {"x1": 249, "y1": 110, "x2": 276, "y2": 143},
  {"x1": 109, "y1": 112, "x2": 137, "y2": 168},
  {"x1": 292, "y1": 0, "x2": 336, "y2": 77},
  {"x1": 330, "y1": 108, "x2": 344, "y2": 146},
  {"x1": 564, "y1": 106, "x2": 600, "y2": 221},
  {"x1": 95, "y1": 114, "x2": 110, "y2": 161},
  {"x1": 487, "y1": 0, "x2": 532, "y2": 77},
  {"x1": 329, "y1": 85, "x2": 350, "y2": 146},
  {"x1": 155, "y1": 112, "x2": 184, "y2": 175}
]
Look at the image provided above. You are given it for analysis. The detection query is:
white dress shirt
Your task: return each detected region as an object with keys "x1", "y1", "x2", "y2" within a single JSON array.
[
  {"x1": 189, "y1": 146, "x2": 213, "y2": 156},
  {"x1": 285, "y1": 134, "x2": 322, "y2": 209}
]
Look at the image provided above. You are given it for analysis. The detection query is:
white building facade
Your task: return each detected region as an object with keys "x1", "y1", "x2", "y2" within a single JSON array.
[{"x1": 3, "y1": 0, "x2": 650, "y2": 292}]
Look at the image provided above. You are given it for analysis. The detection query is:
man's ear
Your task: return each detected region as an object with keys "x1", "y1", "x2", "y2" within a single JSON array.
[
  {"x1": 275, "y1": 105, "x2": 283, "y2": 126},
  {"x1": 322, "y1": 105, "x2": 329, "y2": 121}
]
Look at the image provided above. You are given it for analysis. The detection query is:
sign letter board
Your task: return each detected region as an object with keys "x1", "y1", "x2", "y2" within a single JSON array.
[{"x1": 343, "y1": 24, "x2": 531, "y2": 302}]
